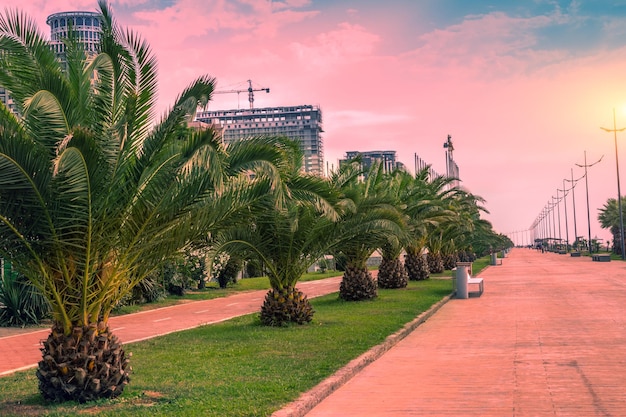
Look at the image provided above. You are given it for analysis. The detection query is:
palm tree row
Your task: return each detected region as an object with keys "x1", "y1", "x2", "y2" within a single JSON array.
[{"x1": 0, "y1": 1, "x2": 509, "y2": 403}]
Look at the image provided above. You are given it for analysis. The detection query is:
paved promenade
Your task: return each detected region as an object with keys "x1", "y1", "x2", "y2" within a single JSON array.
[
  {"x1": 303, "y1": 249, "x2": 626, "y2": 416},
  {"x1": 0, "y1": 277, "x2": 342, "y2": 376}
]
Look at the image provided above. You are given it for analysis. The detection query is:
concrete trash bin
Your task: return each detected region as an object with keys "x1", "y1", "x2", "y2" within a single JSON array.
[{"x1": 456, "y1": 262, "x2": 471, "y2": 299}]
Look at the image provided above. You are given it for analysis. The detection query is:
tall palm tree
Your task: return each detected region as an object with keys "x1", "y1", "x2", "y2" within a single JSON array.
[
  {"x1": 428, "y1": 189, "x2": 487, "y2": 271},
  {"x1": 0, "y1": 2, "x2": 282, "y2": 402},
  {"x1": 211, "y1": 138, "x2": 341, "y2": 326}
]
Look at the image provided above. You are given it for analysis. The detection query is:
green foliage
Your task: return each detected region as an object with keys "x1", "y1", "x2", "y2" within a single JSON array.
[
  {"x1": 0, "y1": 270, "x2": 50, "y2": 326},
  {"x1": 216, "y1": 256, "x2": 241, "y2": 289},
  {"x1": 598, "y1": 197, "x2": 626, "y2": 253},
  {"x1": 212, "y1": 138, "x2": 340, "y2": 324},
  {"x1": 0, "y1": 279, "x2": 452, "y2": 416},
  {"x1": 245, "y1": 258, "x2": 264, "y2": 278},
  {"x1": 0, "y1": 1, "x2": 294, "y2": 402}
]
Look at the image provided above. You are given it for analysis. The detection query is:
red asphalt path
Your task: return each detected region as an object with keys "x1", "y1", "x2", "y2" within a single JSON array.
[
  {"x1": 0, "y1": 276, "x2": 342, "y2": 376},
  {"x1": 302, "y1": 249, "x2": 626, "y2": 417}
]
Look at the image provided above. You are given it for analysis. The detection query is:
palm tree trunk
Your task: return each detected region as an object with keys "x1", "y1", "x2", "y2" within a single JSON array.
[
  {"x1": 377, "y1": 257, "x2": 408, "y2": 289},
  {"x1": 339, "y1": 265, "x2": 377, "y2": 301},
  {"x1": 260, "y1": 287, "x2": 314, "y2": 326},
  {"x1": 37, "y1": 322, "x2": 131, "y2": 403},
  {"x1": 404, "y1": 252, "x2": 430, "y2": 280},
  {"x1": 427, "y1": 252, "x2": 444, "y2": 274}
]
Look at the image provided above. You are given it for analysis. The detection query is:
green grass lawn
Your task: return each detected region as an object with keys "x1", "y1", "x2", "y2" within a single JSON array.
[
  {"x1": 0, "y1": 257, "x2": 489, "y2": 416},
  {"x1": 113, "y1": 270, "x2": 342, "y2": 315}
]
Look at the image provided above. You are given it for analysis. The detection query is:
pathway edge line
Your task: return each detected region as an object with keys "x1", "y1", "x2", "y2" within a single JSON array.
[{"x1": 271, "y1": 292, "x2": 454, "y2": 417}]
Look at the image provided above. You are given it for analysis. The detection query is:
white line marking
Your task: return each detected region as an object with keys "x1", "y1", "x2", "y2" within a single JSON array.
[
  {"x1": 226, "y1": 303, "x2": 239, "y2": 307},
  {"x1": 153, "y1": 317, "x2": 171, "y2": 322},
  {"x1": 112, "y1": 327, "x2": 125, "y2": 331},
  {"x1": 194, "y1": 310, "x2": 209, "y2": 314}
]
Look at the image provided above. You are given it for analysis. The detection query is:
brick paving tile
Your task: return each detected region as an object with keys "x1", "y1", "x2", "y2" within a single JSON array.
[
  {"x1": 0, "y1": 276, "x2": 342, "y2": 376},
  {"x1": 303, "y1": 249, "x2": 626, "y2": 417}
]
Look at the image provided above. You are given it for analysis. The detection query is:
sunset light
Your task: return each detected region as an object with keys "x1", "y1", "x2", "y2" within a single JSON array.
[{"x1": 2, "y1": 0, "x2": 624, "y2": 244}]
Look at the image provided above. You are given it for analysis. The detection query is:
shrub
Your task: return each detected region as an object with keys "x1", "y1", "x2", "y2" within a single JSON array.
[{"x1": 0, "y1": 271, "x2": 50, "y2": 326}]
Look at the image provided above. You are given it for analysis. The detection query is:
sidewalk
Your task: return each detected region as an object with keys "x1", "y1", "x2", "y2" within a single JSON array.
[
  {"x1": 299, "y1": 249, "x2": 626, "y2": 416},
  {"x1": 0, "y1": 276, "x2": 342, "y2": 376}
]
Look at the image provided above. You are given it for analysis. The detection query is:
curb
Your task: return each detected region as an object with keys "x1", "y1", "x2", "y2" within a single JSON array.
[{"x1": 271, "y1": 292, "x2": 454, "y2": 417}]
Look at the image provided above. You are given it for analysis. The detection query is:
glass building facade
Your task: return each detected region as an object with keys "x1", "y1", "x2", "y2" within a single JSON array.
[{"x1": 196, "y1": 105, "x2": 324, "y2": 176}]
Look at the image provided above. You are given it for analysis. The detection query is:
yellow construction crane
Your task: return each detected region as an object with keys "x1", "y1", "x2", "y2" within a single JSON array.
[{"x1": 213, "y1": 79, "x2": 270, "y2": 109}]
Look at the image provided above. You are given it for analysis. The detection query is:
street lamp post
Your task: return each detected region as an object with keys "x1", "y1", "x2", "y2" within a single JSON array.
[
  {"x1": 601, "y1": 108, "x2": 626, "y2": 260},
  {"x1": 575, "y1": 151, "x2": 603, "y2": 253},
  {"x1": 559, "y1": 180, "x2": 570, "y2": 252},
  {"x1": 553, "y1": 194, "x2": 562, "y2": 250},
  {"x1": 565, "y1": 170, "x2": 584, "y2": 252},
  {"x1": 548, "y1": 196, "x2": 556, "y2": 249}
]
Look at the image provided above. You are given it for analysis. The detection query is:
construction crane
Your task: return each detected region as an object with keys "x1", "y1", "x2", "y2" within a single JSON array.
[{"x1": 213, "y1": 79, "x2": 270, "y2": 109}]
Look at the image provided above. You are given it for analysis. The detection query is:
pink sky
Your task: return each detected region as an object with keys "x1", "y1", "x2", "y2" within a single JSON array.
[{"x1": 5, "y1": 0, "x2": 626, "y2": 247}]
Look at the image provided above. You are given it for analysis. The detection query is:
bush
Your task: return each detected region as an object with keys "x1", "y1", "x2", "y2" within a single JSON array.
[
  {"x1": 245, "y1": 258, "x2": 263, "y2": 278},
  {"x1": 0, "y1": 271, "x2": 50, "y2": 326},
  {"x1": 217, "y1": 257, "x2": 242, "y2": 289}
]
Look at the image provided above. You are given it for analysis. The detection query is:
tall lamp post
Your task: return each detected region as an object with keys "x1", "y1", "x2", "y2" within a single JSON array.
[
  {"x1": 553, "y1": 194, "x2": 562, "y2": 250},
  {"x1": 575, "y1": 152, "x2": 603, "y2": 253},
  {"x1": 559, "y1": 180, "x2": 570, "y2": 252},
  {"x1": 565, "y1": 170, "x2": 584, "y2": 252},
  {"x1": 601, "y1": 108, "x2": 626, "y2": 260}
]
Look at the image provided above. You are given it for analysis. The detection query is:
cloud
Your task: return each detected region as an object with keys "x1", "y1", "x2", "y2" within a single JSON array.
[
  {"x1": 400, "y1": 12, "x2": 560, "y2": 79},
  {"x1": 326, "y1": 109, "x2": 411, "y2": 128},
  {"x1": 127, "y1": 0, "x2": 318, "y2": 44},
  {"x1": 289, "y1": 22, "x2": 381, "y2": 73}
]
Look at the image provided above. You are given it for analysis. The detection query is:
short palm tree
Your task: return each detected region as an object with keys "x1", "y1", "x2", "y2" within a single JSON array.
[
  {"x1": 0, "y1": 2, "x2": 283, "y2": 402},
  {"x1": 331, "y1": 161, "x2": 406, "y2": 300},
  {"x1": 212, "y1": 138, "x2": 341, "y2": 326},
  {"x1": 402, "y1": 169, "x2": 455, "y2": 280},
  {"x1": 598, "y1": 197, "x2": 626, "y2": 254},
  {"x1": 375, "y1": 170, "x2": 411, "y2": 289},
  {"x1": 378, "y1": 237, "x2": 409, "y2": 289}
]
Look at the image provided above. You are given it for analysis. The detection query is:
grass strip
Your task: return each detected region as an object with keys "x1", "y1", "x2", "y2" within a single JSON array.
[
  {"x1": 0, "y1": 279, "x2": 452, "y2": 417},
  {"x1": 0, "y1": 256, "x2": 490, "y2": 416}
]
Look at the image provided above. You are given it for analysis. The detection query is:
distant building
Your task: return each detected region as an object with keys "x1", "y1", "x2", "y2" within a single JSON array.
[
  {"x1": 46, "y1": 11, "x2": 102, "y2": 63},
  {"x1": 340, "y1": 150, "x2": 405, "y2": 174},
  {"x1": 0, "y1": 87, "x2": 17, "y2": 116},
  {"x1": 1, "y1": 11, "x2": 103, "y2": 117},
  {"x1": 196, "y1": 105, "x2": 324, "y2": 176}
]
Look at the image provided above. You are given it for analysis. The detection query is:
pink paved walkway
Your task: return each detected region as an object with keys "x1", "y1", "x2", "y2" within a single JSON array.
[
  {"x1": 0, "y1": 277, "x2": 342, "y2": 376},
  {"x1": 302, "y1": 249, "x2": 626, "y2": 417}
]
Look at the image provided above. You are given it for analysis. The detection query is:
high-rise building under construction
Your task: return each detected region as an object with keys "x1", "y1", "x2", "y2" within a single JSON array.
[{"x1": 196, "y1": 105, "x2": 324, "y2": 176}]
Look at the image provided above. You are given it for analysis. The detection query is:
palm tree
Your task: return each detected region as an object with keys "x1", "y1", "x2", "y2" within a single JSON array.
[
  {"x1": 403, "y1": 169, "x2": 456, "y2": 280},
  {"x1": 211, "y1": 138, "x2": 341, "y2": 326},
  {"x1": 376, "y1": 170, "x2": 411, "y2": 289},
  {"x1": 330, "y1": 161, "x2": 406, "y2": 301},
  {"x1": 598, "y1": 197, "x2": 626, "y2": 254},
  {"x1": 0, "y1": 2, "x2": 283, "y2": 402},
  {"x1": 430, "y1": 189, "x2": 488, "y2": 271}
]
